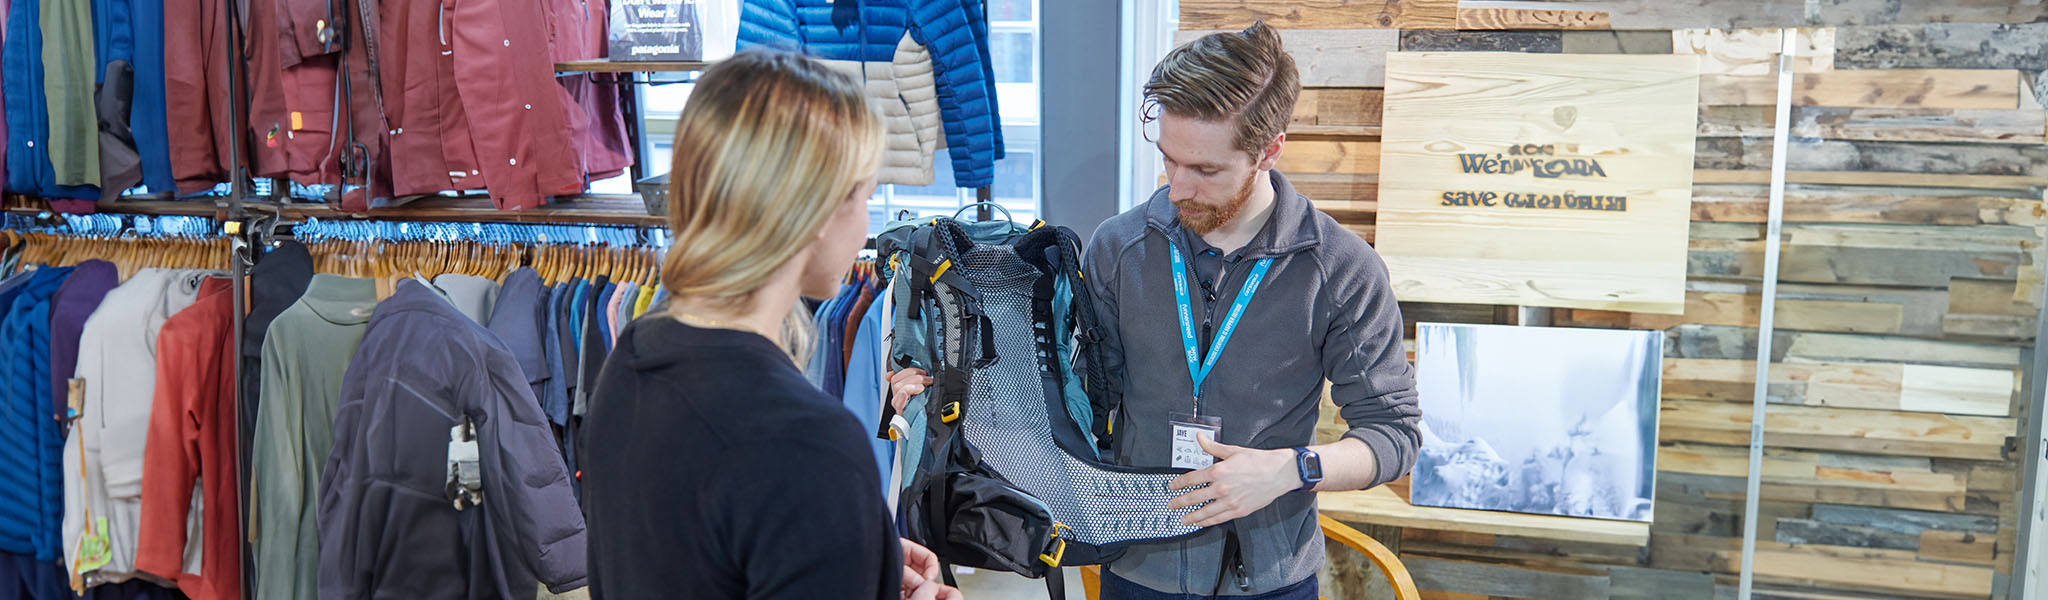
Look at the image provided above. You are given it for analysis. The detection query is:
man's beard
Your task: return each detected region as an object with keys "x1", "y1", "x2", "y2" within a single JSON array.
[{"x1": 1177, "y1": 170, "x2": 1258, "y2": 235}]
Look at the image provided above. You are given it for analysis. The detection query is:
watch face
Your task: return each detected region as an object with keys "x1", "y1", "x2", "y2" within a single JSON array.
[{"x1": 1302, "y1": 453, "x2": 1323, "y2": 479}]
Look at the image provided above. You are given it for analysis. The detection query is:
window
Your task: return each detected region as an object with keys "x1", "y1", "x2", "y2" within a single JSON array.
[{"x1": 633, "y1": 0, "x2": 1042, "y2": 234}]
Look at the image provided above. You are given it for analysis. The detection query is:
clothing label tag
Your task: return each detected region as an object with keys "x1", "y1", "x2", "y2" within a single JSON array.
[
  {"x1": 1170, "y1": 412, "x2": 1223, "y2": 470},
  {"x1": 65, "y1": 379, "x2": 83, "y2": 420},
  {"x1": 74, "y1": 517, "x2": 111, "y2": 573},
  {"x1": 291, "y1": 112, "x2": 304, "y2": 131},
  {"x1": 447, "y1": 421, "x2": 483, "y2": 510}
]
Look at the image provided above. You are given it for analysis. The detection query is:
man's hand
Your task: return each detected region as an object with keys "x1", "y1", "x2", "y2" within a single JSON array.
[
  {"x1": 1166, "y1": 435, "x2": 1301, "y2": 527},
  {"x1": 899, "y1": 539, "x2": 963, "y2": 600},
  {"x1": 888, "y1": 369, "x2": 932, "y2": 414}
]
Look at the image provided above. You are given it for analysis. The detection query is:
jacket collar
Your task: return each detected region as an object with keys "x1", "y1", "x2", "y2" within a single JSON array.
[
  {"x1": 1143, "y1": 169, "x2": 1322, "y2": 259},
  {"x1": 301, "y1": 274, "x2": 380, "y2": 326}
]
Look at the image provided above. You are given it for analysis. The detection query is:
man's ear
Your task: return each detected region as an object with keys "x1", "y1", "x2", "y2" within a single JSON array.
[{"x1": 1254, "y1": 132, "x2": 1285, "y2": 171}]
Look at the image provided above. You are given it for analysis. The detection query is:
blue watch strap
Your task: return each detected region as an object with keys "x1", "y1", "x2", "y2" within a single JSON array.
[{"x1": 1292, "y1": 447, "x2": 1321, "y2": 492}]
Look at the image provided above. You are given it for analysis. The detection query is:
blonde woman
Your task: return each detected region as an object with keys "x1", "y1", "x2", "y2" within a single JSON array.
[{"x1": 581, "y1": 50, "x2": 961, "y2": 600}]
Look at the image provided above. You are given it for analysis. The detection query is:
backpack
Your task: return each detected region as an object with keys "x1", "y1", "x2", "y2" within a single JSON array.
[{"x1": 876, "y1": 215, "x2": 1207, "y2": 596}]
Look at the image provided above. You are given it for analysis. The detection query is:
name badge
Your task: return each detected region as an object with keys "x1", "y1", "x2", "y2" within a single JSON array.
[{"x1": 1170, "y1": 412, "x2": 1223, "y2": 470}]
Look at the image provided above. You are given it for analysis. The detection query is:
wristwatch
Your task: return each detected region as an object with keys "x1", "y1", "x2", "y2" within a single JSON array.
[{"x1": 1292, "y1": 447, "x2": 1323, "y2": 492}]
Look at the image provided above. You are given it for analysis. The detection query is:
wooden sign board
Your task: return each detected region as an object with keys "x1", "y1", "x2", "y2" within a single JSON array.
[{"x1": 1375, "y1": 53, "x2": 1700, "y2": 314}]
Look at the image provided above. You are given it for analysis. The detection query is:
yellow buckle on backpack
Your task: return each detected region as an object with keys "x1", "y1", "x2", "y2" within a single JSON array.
[
  {"x1": 940, "y1": 402, "x2": 962, "y2": 424},
  {"x1": 929, "y1": 259, "x2": 953, "y2": 285},
  {"x1": 1029, "y1": 219, "x2": 1044, "y2": 231},
  {"x1": 1040, "y1": 523, "x2": 1073, "y2": 567}
]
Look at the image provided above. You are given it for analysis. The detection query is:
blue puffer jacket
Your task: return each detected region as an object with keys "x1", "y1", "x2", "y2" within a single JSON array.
[{"x1": 739, "y1": 0, "x2": 1002, "y2": 189}]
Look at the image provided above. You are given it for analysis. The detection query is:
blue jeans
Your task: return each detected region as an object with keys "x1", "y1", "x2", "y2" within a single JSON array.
[{"x1": 1100, "y1": 568, "x2": 1318, "y2": 600}]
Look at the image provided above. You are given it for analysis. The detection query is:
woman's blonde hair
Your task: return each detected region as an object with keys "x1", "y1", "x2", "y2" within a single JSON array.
[{"x1": 660, "y1": 50, "x2": 885, "y2": 363}]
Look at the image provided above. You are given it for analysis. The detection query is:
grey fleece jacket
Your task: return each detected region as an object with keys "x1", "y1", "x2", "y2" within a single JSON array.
[{"x1": 1085, "y1": 170, "x2": 1420, "y2": 595}]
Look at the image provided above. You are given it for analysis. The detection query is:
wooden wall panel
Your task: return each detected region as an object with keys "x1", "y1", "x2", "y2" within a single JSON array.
[
  {"x1": 1687, "y1": 187, "x2": 2044, "y2": 227},
  {"x1": 1714, "y1": 542, "x2": 1994, "y2": 598},
  {"x1": 1399, "y1": 30, "x2": 1562, "y2": 52},
  {"x1": 1674, "y1": 28, "x2": 1836, "y2": 76},
  {"x1": 1455, "y1": 8, "x2": 1611, "y2": 30},
  {"x1": 1696, "y1": 106, "x2": 2048, "y2": 144},
  {"x1": 1178, "y1": 0, "x2": 1458, "y2": 30},
  {"x1": 1173, "y1": 29, "x2": 1399, "y2": 87},
  {"x1": 1291, "y1": 88, "x2": 1385, "y2": 127},
  {"x1": 1735, "y1": 139, "x2": 2048, "y2": 177},
  {"x1": 1660, "y1": 359, "x2": 2015, "y2": 417},
  {"x1": 1560, "y1": 30, "x2": 1673, "y2": 54},
  {"x1": 1700, "y1": 70, "x2": 2025, "y2": 110},
  {"x1": 1277, "y1": 140, "x2": 1381, "y2": 175},
  {"x1": 1692, "y1": 169, "x2": 2048, "y2": 190},
  {"x1": 1458, "y1": 0, "x2": 2048, "y2": 29},
  {"x1": 1834, "y1": 23, "x2": 2048, "y2": 71},
  {"x1": 1659, "y1": 400, "x2": 2013, "y2": 461}
]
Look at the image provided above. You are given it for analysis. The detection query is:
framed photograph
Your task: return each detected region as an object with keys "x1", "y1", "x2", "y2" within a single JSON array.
[{"x1": 1411, "y1": 323, "x2": 1663, "y2": 522}]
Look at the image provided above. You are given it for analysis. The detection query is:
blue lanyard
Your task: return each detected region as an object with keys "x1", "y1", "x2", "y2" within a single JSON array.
[{"x1": 1170, "y1": 243, "x2": 1273, "y2": 404}]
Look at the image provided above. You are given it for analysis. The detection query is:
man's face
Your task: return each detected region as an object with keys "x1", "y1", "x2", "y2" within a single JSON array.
[{"x1": 1157, "y1": 113, "x2": 1270, "y2": 235}]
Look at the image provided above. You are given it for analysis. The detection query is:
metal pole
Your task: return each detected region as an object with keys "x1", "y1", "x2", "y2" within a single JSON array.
[
  {"x1": 1736, "y1": 29, "x2": 1799, "y2": 600},
  {"x1": 221, "y1": 0, "x2": 255, "y2": 595}
]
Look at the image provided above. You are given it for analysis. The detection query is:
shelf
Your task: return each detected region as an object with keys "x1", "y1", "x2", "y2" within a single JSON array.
[
  {"x1": 6, "y1": 194, "x2": 664, "y2": 228},
  {"x1": 555, "y1": 59, "x2": 713, "y2": 74},
  {"x1": 1317, "y1": 486, "x2": 1651, "y2": 547},
  {"x1": 259, "y1": 194, "x2": 665, "y2": 227},
  {"x1": 3, "y1": 195, "x2": 227, "y2": 219},
  {"x1": 1286, "y1": 125, "x2": 1384, "y2": 139}
]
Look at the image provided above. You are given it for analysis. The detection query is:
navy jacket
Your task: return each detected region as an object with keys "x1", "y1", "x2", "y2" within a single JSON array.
[
  {"x1": 487, "y1": 268, "x2": 567, "y2": 425},
  {"x1": 739, "y1": 0, "x2": 1002, "y2": 188},
  {"x1": 319, "y1": 280, "x2": 588, "y2": 599}
]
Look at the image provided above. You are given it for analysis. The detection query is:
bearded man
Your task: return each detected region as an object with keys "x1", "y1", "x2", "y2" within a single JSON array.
[{"x1": 1077, "y1": 21, "x2": 1421, "y2": 598}]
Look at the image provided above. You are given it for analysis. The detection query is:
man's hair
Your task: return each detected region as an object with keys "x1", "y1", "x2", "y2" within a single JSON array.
[{"x1": 1142, "y1": 21, "x2": 1300, "y2": 156}]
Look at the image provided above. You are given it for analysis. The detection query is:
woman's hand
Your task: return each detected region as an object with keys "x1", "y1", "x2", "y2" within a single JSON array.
[
  {"x1": 900, "y1": 539, "x2": 962, "y2": 599},
  {"x1": 888, "y1": 368, "x2": 933, "y2": 414}
]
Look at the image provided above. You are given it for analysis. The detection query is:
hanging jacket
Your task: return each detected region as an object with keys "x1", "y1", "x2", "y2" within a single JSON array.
[
  {"x1": 737, "y1": 0, "x2": 941, "y2": 186},
  {"x1": 161, "y1": 0, "x2": 234, "y2": 193},
  {"x1": 135, "y1": 276, "x2": 239, "y2": 600},
  {"x1": 238, "y1": 242, "x2": 314, "y2": 480},
  {"x1": 547, "y1": 0, "x2": 635, "y2": 181},
  {"x1": 41, "y1": 0, "x2": 100, "y2": 189},
  {"x1": 739, "y1": 0, "x2": 1002, "y2": 188},
  {"x1": 910, "y1": 0, "x2": 1003, "y2": 184},
  {"x1": 63, "y1": 269, "x2": 210, "y2": 586},
  {"x1": 0, "y1": 266, "x2": 71, "y2": 562},
  {"x1": 250, "y1": 274, "x2": 377, "y2": 600},
  {"x1": 92, "y1": 0, "x2": 176, "y2": 195},
  {"x1": 487, "y1": 268, "x2": 559, "y2": 419},
  {"x1": 444, "y1": 0, "x2": 590, "y2": 210},
  {"x1": 49, "y1": 260, "x2": 116, "y2": 425},
  {"x1": 320, "y1": 279, "x2": 588, "y2": 599},
  {"x1": 242, "y1": 0, "x2": 292, "y2": 179},
  {"x1": 5, "y1": 0, "x2": 98, "y2": 205},
  {"x1": 271, "y1": 0, "x2": 341, "y2": 187}
]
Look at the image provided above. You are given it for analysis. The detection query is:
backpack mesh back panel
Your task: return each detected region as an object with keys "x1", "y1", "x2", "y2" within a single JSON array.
[{"x1": 954, "y1": 243, "x2": 1198, "y2": 546}]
